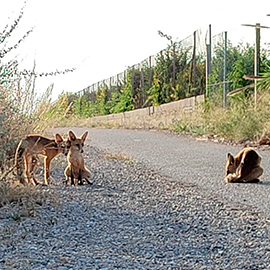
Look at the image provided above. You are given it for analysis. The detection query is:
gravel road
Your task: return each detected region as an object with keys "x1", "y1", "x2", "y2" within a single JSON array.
[
  {"x1": 53, "y1": 127, "x2": 270, "y2": 216},
  {"x1": 1, "y1": 127, "x2": 270, "y2": 269}
]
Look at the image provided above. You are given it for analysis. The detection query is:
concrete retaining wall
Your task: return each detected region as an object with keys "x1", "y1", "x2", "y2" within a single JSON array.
[{"x1": 86, "y1": 94, "x2": 205, "y2": 129}]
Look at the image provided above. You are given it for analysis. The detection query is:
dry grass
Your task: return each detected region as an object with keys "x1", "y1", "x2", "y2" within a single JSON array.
[
  {"x1": 0, "y1": 83, "x2": 59, "y2": 218},
  {"x1": 104, "y1": 153, "x2": 135, "y2": 163},
  {"x1": 174, "y1": 91, "x2": 270, "y2": 143},
  {"x1": 0, "y1": 180, "x2": 57, "y2": 220}
]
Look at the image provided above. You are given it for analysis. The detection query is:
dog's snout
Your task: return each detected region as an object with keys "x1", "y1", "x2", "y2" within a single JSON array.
[{"x1": 80, "y1": 149, "x2": 84, "y2": 153}]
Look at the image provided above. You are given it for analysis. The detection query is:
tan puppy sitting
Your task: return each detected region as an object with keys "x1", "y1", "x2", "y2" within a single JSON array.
[{"x1": 64, "y1": 130, "x2": 91, "y2": 185}]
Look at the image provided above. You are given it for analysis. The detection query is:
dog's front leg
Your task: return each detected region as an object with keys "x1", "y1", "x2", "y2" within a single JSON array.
[{"x1": 44, "y1": 157, "x2": 52, "y2": 185}]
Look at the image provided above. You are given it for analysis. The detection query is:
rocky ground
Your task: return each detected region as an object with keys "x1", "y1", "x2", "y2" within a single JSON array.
[{"x1": 1, "y1": 144, "x2": 270, "y2": 270}]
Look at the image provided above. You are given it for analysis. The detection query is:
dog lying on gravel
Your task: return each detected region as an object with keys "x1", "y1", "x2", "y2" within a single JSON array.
[
  {"x1": 64, "y1": 130, "x2": 91, "y2": 185},
  {"x1": 224, "y1": 147, "x2": 263, "y2": 183}
]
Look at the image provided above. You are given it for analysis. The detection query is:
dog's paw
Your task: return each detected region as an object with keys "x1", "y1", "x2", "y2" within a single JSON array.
[{"x1": 224, "y1": 173, "x2": 236, "y2": 183}]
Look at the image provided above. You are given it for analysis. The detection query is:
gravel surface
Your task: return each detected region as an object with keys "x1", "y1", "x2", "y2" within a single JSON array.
[
  {"x1": 1, "y1": 128, "x2": 270, "y2": 269},
  {"x1": 52, "y1": 127, "x2": 270, "y2": 216}
]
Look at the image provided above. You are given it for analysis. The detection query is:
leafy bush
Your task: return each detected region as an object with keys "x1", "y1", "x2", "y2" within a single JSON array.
[{"x1": 110, "y1": 70, "x2": 134, "y2": 113}]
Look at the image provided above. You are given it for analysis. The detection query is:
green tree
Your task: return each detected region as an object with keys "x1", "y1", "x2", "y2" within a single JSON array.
[{"x1": 110, "y1": 70, "x2": 134, "y2": 113}]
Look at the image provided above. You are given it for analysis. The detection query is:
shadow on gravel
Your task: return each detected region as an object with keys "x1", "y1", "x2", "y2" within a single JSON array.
[{"x1": 256, "y1": 181, "x2": 270, "y2": 186}]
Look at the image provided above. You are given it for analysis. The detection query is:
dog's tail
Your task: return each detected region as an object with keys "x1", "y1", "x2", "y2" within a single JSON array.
[
  {"x1": 14, "y1": 139, "x2": 26, "y2": 184},
  {"x1": 82, "y1": 168, "x2": 91, "y2": 185}
]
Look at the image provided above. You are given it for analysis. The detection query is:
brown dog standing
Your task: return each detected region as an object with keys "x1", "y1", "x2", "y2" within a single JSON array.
[{"x1": 15, "y1": 134, "x2": 67, "y2": 185}]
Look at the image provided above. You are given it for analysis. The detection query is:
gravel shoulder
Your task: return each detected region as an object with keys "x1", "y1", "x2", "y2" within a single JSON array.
[
  {"x1": 52, "y1": 127, "x2": 270, "y2": 216},
  {"x1": 1, "y1": 128, "x2": 270, "y2": 269}
]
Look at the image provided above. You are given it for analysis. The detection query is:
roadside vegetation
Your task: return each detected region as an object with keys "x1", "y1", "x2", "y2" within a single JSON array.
[
  {"x1": 174, "y1": 44, "x2": 270, "y2": 142},
  {"x1": 44, "y1": 41, "x2": 270, "y2": 143},
  {"x1": 174, "y1": 86, "x2": 270, "y2": 142}
]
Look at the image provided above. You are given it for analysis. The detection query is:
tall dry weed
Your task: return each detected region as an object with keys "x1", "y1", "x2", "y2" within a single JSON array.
[
  {"x1": 0, "y1": 85, "x2": 33, "y2": 172},
  {"x1": 0, "y1": 180, "x2": 58, "y2": 220},
  {"x1": 174, "y1": 91, "x2": 268, "y2": 142},
  {"x1": 0, "y1": 82, "x2": 55, "y2": 214}
]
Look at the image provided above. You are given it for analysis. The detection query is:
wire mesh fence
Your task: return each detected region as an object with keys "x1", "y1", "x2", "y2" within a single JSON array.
[
  {"x1": 207, "y1": 31, "x2": 228, "y2": 106},
  {"x1": 75, "y1": 24, "x2": 267, "y2": 112},
  {"x1": 76, "y1": 27, "x2": 213, "y2": 108}
]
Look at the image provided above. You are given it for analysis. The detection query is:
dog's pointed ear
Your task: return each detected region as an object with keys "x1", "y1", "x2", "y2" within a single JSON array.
[
  {"x1": 227, "y1": 153, "x2": 234, "y2": 164},
  {"x1": 81, "y1": 131, "x2": 88, "y2": 142},
  {"x1": 55, "y1": 133, "x2": 63, "y2": 142},
  {"x1": 69, "y1": 130, "x2": 76, "y2": 141}
]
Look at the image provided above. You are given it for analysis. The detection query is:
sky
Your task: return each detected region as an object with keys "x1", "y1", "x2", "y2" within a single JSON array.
[{"x1": 1, "y1": 0, "x2": 270, "y2": 100}]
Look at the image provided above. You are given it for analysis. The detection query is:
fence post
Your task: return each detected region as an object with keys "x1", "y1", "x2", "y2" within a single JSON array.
[
  {"x1": 205, "y1": 24, "x2": 212, "y2": 98},
  {"x1": 131, "y1": 66, "x2": 135, "y2": 99},
  {"x1": 149, "y1": 56, "x2": 153, "y2": 89},
  {"x1": 189, "y1": 31, "x2": 196, "y2": 94},
  {"x1": 223, "y1": 31, "x2": 227, "y2": 107},
  {"x1": 172, "y1": 42, "x2": 176, "y2": 89},
  {"x1": 140, "y1": 63, "x2": 145, "y2": 106},
  {"x1": 193, "y1": 31, "x2": 196, "y2": 89}
]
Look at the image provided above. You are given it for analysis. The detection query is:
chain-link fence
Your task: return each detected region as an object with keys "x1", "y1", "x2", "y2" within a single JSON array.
[
  {"x1": 76, "y1": 27, "x2": 211, "y2": 108},
  {"x1": 76, "y1": 24, "x2": 266, "y2": 110},
  {"x1": 207, "y1": 31, "x2": 230, "y2": 106}
]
